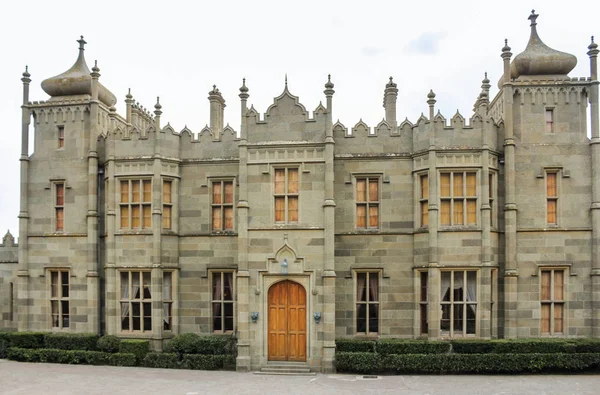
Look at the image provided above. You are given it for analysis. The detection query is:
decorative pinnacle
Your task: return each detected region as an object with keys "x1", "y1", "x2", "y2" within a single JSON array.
[
  {"x1": 528, "y1": 9, "x2": 538, "y2": 26},
  {"x1": 589, "y1": 36, "x2": 598, "y2": 52},
  {"x1": 77, "y1": 35, "x2": 87, "y2": 51},
  {"x1": 502, "y1": 38, "x2": 511, "y2": 52},
  {"x1": 427, "y1": 89, "x2": 436, "y2": 100},
  {"x1": 22, "y1": 65, "x2": 30, "y2": 78},
  {"x1": 154, "y1": 96, "x2": 162, "y2": 111},
  {"x1": 386, "y1": 76, "x2": 397, "y2": 89},
  {"x1": 239, "y1": 78, "x2": 249, "y2": 94},
  {"x1": 285, "y1": 74, "x2": 288, "y2": 87},
  {"x1": 482, "y1": 71, "x2": 490, "y2": 85},
  {"x1": 324, "y1": 74, "x2": 334, "y2": 89},
  {"x1": 125, "y1": 88, "x2": 133, "y2": 100},
  {"x1": 92, "y1": 59, "x2": 100, "y2": 73}
]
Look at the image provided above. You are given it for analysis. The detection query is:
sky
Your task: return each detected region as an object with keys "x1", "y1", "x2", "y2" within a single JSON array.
[{"x1": 0, "y1": 0, "x2": 599, "y2": 239}]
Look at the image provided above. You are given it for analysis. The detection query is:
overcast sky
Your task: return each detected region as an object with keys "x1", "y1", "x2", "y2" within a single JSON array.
[{"x1": 0, "y1": 0, "x2": 598, "y2": 239}]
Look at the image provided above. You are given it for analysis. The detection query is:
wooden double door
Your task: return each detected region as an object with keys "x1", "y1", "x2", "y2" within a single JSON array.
[{"x1": 268, "y1": 280, "x2": 307, "y2": 361}]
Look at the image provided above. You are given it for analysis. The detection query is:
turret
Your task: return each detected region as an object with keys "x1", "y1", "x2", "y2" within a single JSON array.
[
  {"x1": 209, "y1": 85, "x2": 226, "y2": 139},
  {"x1": 383, "y1": 77, "x2": 398, "y2": 128}
]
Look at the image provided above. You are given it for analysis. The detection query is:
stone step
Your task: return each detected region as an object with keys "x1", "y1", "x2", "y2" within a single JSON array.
[{"x1": 254, "y1": 366, "x2": 316, "y2": 376}]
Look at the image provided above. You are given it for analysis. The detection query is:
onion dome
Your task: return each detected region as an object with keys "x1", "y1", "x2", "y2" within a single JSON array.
[
  {"x1": 324, "y1": 74, "x2": 334, "y2": 89},
  {"x1": 511, "y1": 10, "x2": 577, "y2": 78},
  {"x1": 41, "y1": 36, "x2": 117, "y2": 106}
]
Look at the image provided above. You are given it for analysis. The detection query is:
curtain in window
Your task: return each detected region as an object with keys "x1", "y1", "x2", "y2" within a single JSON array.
[
  {"x1": 224, "y1": 273, "x2": 233, "y2": 301},
  {"x1": 213, "y1": 274, "x2": 222, "y2": 327},
  {"x1": 441, "y1": 272, "x2": 451, "y2": 301},
  {"x1": 369, "y1": 275, "x2": 378, "y2": 302},
  {"x1": 466, "y1": 271, "x2": 477, "y2": 314},
  {"x1": 357, "y1": 274, "x2": 366, "y2": 302},
  {"x1": 163, "y1": 274, "x2": 172, "y2": 325}
]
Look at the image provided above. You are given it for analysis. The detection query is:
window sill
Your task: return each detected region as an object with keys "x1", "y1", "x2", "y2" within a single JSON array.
[{"x1": 116, "y1": 230, "x2": 154, "y2": 235}]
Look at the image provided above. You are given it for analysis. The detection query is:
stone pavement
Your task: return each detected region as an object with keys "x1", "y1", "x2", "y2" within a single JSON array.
[{"x1": 1, "y1": 360, "x2": 600, "y2": 395}]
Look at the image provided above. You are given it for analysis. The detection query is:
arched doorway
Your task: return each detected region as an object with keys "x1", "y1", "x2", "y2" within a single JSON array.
[{"x1": 268, "y1": 280, "x2": 307, "y2": 361}]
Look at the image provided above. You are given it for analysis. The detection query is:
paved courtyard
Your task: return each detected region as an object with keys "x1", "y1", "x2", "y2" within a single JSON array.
[{"x1": 1, "y1": 360, "x2": 600, "y2": 394}]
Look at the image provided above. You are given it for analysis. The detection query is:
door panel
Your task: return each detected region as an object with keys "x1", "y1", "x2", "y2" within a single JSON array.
[{"x1": 268, "y1": 280, "x2": 306, "y2": 361}]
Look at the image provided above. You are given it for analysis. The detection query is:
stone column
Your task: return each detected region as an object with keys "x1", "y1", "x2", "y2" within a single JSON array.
[
  {"x1": 209, "y1": 86, "x2": 225, "y2": 140},
  {"x1": 426, "y1": 93, "x2": 441, "y2": 338},
  {"x1": 86, "y1": 62, "x2": 101, "y2": 334},
  {"x1": 322, "y1": 75, "x2": 336, "y2": 372},
  {"x1": 480, "y1": 146, "x2": 492, "y2": 338},
  {"x1": 17, "y1": 67, "x2": 31, "y2": 331},
  {"x1": 501, "y1": 40, "x2": 519, "y2": 338},
  {"x1": 236, "y1": 80, "x2": 251, "y2": 372},
  {"x1": 151, "y1": 102, "x2": 164, "y2": 345},
  {"x1": 105, "y1": 156, "x2": 117, "y2": 334},
  {"x1": 587, "y1": 38, "x2": 600, "y2": 336}
]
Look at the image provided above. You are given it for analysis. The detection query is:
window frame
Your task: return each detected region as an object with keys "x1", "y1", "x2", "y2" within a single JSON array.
[
  {"x1": 419, "y1": 173, "x2": 429, "y2": 228},
  {"x1": 440, "y1": 269, "x2": 478, "y2": 337},
  {"x1": 162, "y1": 271, "x2": 174, "y2": 332},
  {"x1": 57, "y1": 125, "x2": 65, "y2": 149},
  {"x1": 119, "y1": 270, "x2": 153, "y2": 333},
  {"x1": 211, "y1": 179, "x2": 235, "y2": 232},
  {"x1": 439, "y1": 170, "x2": 478, "y2": 227},
  {"x1": 49, "y1": 269, "x2": 70, "y2": 330},
  {"x1": 488, "y1": 171, "x2": 496, "y2": 228},
  {"x1": 545, "y1": 108, "x2": 554, "y2": 133},
  {"x1": 419, "y1": 270, "x2": 428, "y2": 335},
  {"x1": 540, "y1": 268, "x2": 566, "y2": 336},
  {"x1": 273, "y1": 167, "x2": 299, "y2": 224},
  {"x1": 355, "y1": 176, "x2": 380, "y2": 230},
  {"x1": 162, "y1": 179, "x2": 173, "y2": 230},
  {"x1": 546, "y1": 171, "x2": 559, "y2": 226},
  {"x1": 210, "y1": 270, "x2": 236, "y2": 334},
  {"x1": 119, "y1": 179, "x2": 152, "y2": 230},
  {"x1": 55, "y1": 182, "x2": 65, "y2": 232},
  {"x1": 354, "y1": 270, "x2": 380, "y2": 336}
]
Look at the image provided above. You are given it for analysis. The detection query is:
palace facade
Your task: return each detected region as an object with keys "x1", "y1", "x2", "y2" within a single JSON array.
[{"x1": 1, "y1": 11, "x2": 599, "y2": 372}]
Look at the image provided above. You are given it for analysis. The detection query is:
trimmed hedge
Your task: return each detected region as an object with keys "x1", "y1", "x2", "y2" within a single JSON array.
[
  {"x1": 6, "y1": 347, "x2": 122, "y2": 366},
  {"x1": 108, "y1": 353, "x2": 138, "y2": 367},
  {"x1": 97, "y1": 335, "x2": 121, "y2": 353},
  {"x1": 119, "y1": 340, "x2": 149, "y2": 363},
  {"x1": 143, "y1": 352, "x2": 181, "y2": 369},
  {"x1": 44, "y1": 333, "x2": 99, "y2": 351},
  {"x1": 377, "y1": 340, "x2": 450, "y2": 355},
  {"x1": 8, "y1": 332, "x2": 45, "y2": 349},
  {"x1": 384, "y1": 353, "x2": 600, "y2": 374},
  {"x1": 181, "y1": 354, "x2": 232, "y2": 370},
  {"x1": 449, "y1": 339, "x2": 599, "y2": 354},
  {"x1": 335, "y1": 352, "x2": 600, "y2": 374},
  {"x1": 0, "y1": 332, "x2": 12, "y2": 358},
  {"x1": 335, "y1": 352, "x2": 382, "y2": 373},
  {"x1": 335, "y1": 339, "x2": 376, "y2": 353},
  {"x1": 165, "y1": 333, "x2": 235, "y2": 355}
]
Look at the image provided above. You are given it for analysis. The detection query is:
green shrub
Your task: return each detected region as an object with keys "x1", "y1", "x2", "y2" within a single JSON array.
[
  {"x1": 44, "y1": 333, "x2": 98, "y2": 351},
  {"x1": 451, "y1": 339, "x2": 582, "y2": 354},
  {"x1": 575, "y1": 339, "x2": 600, "y2": 353},
  {"x1": 379, "y1": 353, "x2": 600, "y2": 374},
  {"x1": 119, "y1": 340, "x2": 149, "y2": 363},
  {"x1": 0, "y1": 332, "x2": 12, "y2": 358},
  {"x1": 143, "y1": 352, "x2": 180, "y2": 369},
  {"x1": 7, "y1": 347, "x2": 111, "y2": 365},
  {"x1": 165, "y1": 333, "x2": 235, "y2": 355},
  {"x1": 9, "y1": 332, "x2": 45, "y2": 349},
  {"x1": 181, "y1": 354, "x2": 228, "y2": 370},
  {"x1": 377, "y1": 340, "x2": 450, "y2": 355},
  {"x1": 108, "y1": 352, "x2": 137, "y2": 367},
  {"x1": 335, "y1": 339, "x2": 376, "y2": 353},
  {"x1": 97, "y1": 335, "x2": 121, "y2": 353},
  {"x1": 335, "y1": 352, "x2": 382, "y2": 373},
  {"x1": 7, "y1": 347, "x2": 40, "y2": 362}
]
